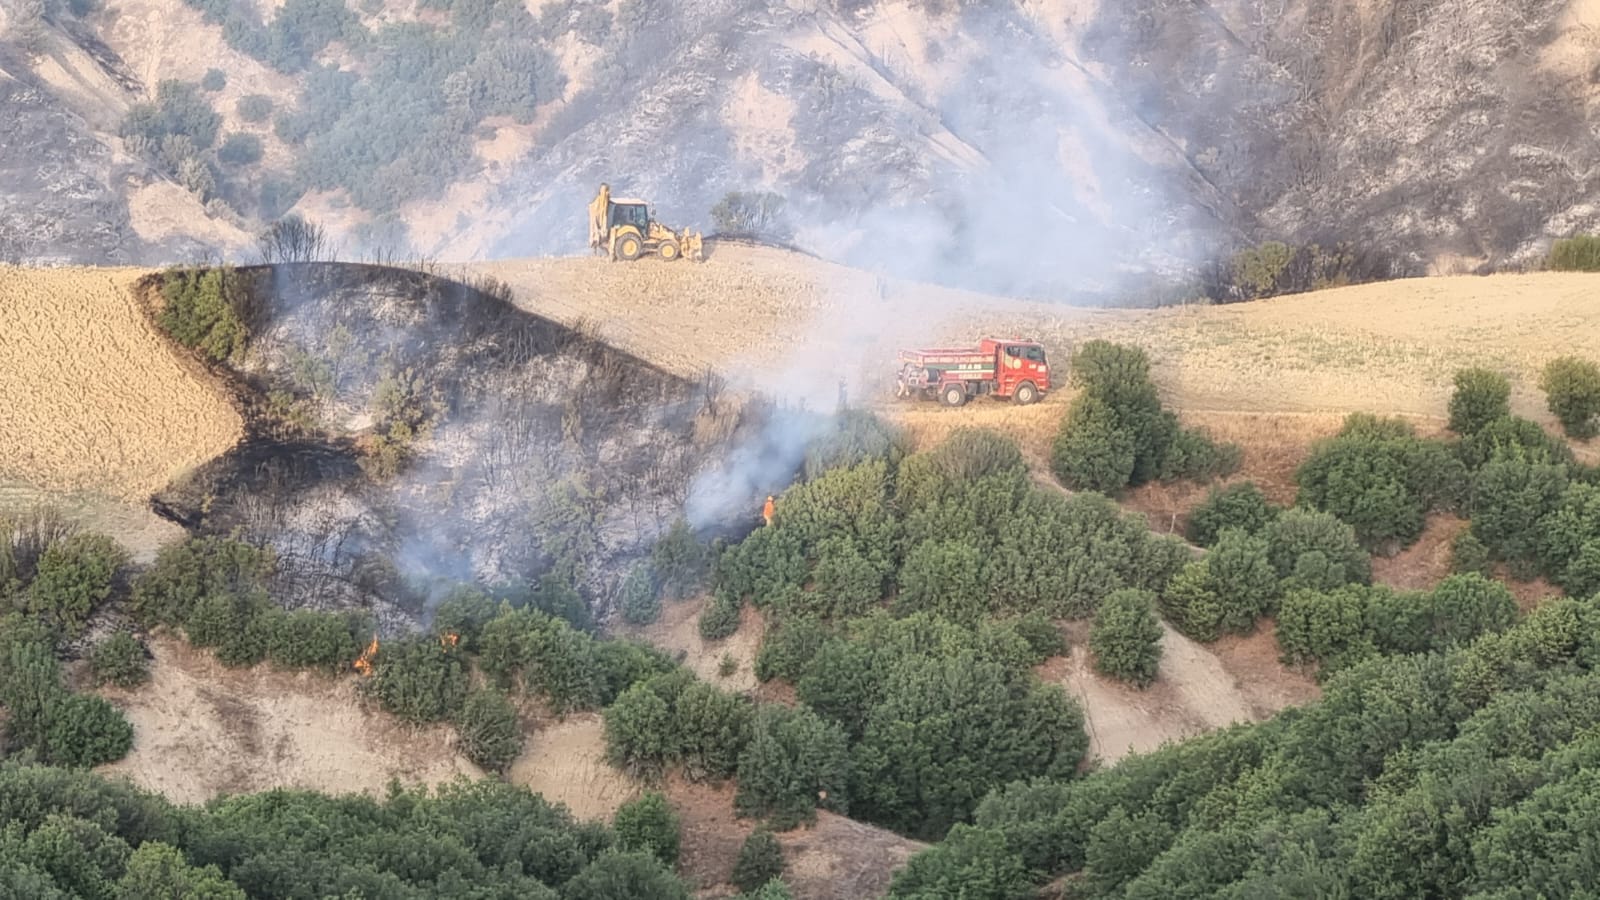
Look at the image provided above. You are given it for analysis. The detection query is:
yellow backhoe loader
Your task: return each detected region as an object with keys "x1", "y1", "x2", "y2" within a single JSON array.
[{"x1": 587, "y1": 184, "x2": 704, "y2": 262}]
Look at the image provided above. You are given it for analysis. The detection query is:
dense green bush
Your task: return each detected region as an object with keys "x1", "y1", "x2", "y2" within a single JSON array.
[
  {"x1": 366, "y1": 637, "x2": 469, "y2": 724},
  {"x1": 613, "y1": 792, "x2": 680, "y2": 865},
  {"x1": 1449, "y1": 368, "x2": 1512, "y2": 435},
  {"x1": 1295, "y1": 414, "x2": 1467, "y2": 549},
  {"x1": 603, "y1": 672, "x2": 752, "y2": 780},
  {"x1": 217, "y1": 132, "x2": 264, "y2": 166},
  {"x1": 1540, "y1": 356, "x2": 1600, "y2": 439},
  {"x1": 895, "y1": 539, "x2": 986, "y2": 623},
  {"x1": 699, "y1": 595, "x2": 741, "y2": 640},
  {"x1": 1090, "y1": 589, "x2": 1163, "y2": 687},
  {"x1": 236, "y1": 94, "x2": 273, "y2": 122},
  {"x1": 0, "y1": 763, "x2": 687, "y2": 896},
  {"x1": 1, "y1": 626, "x2": 133, "y2": 768},
  {"x1": 480, "y1": 606, "x2": 603, "y2": 711},
  {"x1": 90, "y1": 631, "x2": 149, "y2": 688},
  {"x1": 1050, "y1": 395, "x2": 1136, "y2": 492},
  {"x1": 803, "y1": 410, "x2": 907, "y2": 479},
  {"x1": 1470, "y1": 457, "x2": 1569, "y2": 577},
  {"x1": 201, "y1": 68, "x2": 227, "y2": 91},
  {"x1": 25, "y1": 533, "x2": 127, "y2": 638},
  {"x1": 1157, "y1": 426, "x2": 1242, "y2": 482},
  {"x1": 1458, "y1": 415, "x2": 1574, "y2": 470},
  {"x1": 1205, "y1": 240, "x2": 1394, "y2": 301},
  {"x1": 1186, "y1": 481, "x2": 1279, "y2": 546},
  {"x1": 121, "y1": 80, "x2": 221, "y2": 150},
  {"x1": 1161, "y1": 529, "x2": 1277, "y2": 642},
  {"x1": 1549, "y1": 234, "x2": 1600, "y2": 271},
  {"x1": 733, "y1": 829, "x2": 785, "y2": 894},
  {"x1": 620, "y1": 563, "x2": 660, "y2": 625},
  {"x1": 754, "y1": 615, "x2": 830, "y2": 683},
  {"x1": 264, "y1": 609, "x2": 364, "y2": 671},
  {"x1": 456, "y1": 689, "x2": 523, "y2": 772},
  {"x1": 157, "y1": 267, "x2": 253, "y2": 362},
  {"x1": 1262, "y1": 508, "x2": 1371, "y2": 591},
  {"x1": 807, "y1": 538, "x2": 884, "y2": 619},
  {"x1": 1449, "y1": 528, "x2": 1493, "y2": 576},
  {"x1": 430, "y1": 586, "x2": 500, "y2": 651},
  {"x1": 652, "y1": 519, "x2": 708, "y2": 601},
  {"x1": 735, "y1": 704, "x2": 851, "y2": 828}
]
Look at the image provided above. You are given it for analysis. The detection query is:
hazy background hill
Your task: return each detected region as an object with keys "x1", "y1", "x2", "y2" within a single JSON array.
[{"x1": 4, "y1": 0, "x2": 1599, "y2": 295}]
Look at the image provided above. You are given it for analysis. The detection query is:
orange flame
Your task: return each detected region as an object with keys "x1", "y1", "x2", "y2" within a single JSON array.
[
  {"x1": 440, "y1": 632, "x2": 460, "y2": 649},
  {"x1": 354, "y1": 636, "x2": 378, "y2": 676}
]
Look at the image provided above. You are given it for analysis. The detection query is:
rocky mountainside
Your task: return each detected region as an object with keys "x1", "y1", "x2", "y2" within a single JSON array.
[{"x1": 3, "y1": 0, "x2": 1598, "y2": 292}]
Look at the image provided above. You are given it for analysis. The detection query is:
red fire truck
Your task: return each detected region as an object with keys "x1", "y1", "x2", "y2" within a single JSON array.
[{"x1": 895, "y1": 338, "x2": 1051, "y2": 407}]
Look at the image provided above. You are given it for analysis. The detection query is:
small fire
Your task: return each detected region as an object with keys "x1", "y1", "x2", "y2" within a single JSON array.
[
  {"x1": 354, "y1": 636, "x2": 378, "y2": 676},
  {"x1": 440, "y1": 632, "x2": 460, "y2": 649}
]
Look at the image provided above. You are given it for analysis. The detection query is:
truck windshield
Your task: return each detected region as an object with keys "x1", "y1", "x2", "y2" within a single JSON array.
[{"x1": 1025, "y1": 346, "x2": 1046, "y2": 363}]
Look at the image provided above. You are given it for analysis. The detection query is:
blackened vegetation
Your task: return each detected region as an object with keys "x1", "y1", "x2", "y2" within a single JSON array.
[{"x1": 147, "y1": 263, "x2": 761, "y2": 632}]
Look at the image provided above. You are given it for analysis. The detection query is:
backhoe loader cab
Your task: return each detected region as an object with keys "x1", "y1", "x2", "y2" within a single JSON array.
[{"x1": 587, "y1": 183, "x2": 704, "y2": 262}]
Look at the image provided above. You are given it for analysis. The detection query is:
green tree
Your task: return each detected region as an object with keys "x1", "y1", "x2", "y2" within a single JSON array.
[
  {"x1": 1294, "y1": 415, "x2": 1467, "y2": 549},
  {"x1": 90, "y1": 631, "x2": 149, "y2": 688},
  {"x1": 620, "y1": 563, "x2": 660, "y2": 625},
  {"x1": 1540, "y1": 356, "x2": 1600, "y2": 439},
  {"x1": 1090, "y1": 589, "x2": 1163, "y2": 687},
  {"x1": 896, "y1": 540, "x2": 986, "y2": 623},
  {"x1": 699, "y1": 596, "x2": 741, "y2": 640},
  {"x1": 457, "y1": 689, "x2": 524, "y2": 772},
  {"x1": 116, "y1": 842, "x2": 245, "y2": 900},
  {"x1": 1549, "y1": 235, "x2": 1600, "y2": 271},
  {"x1": 26, "y1": 533, "x2": 127, "y2": 639},
  {"x1": 41, "y1": 694, "x2": 134, "y2": 768},
  {"x1": 1050, "y1": 395, "x2": 1136, "y2": 493},
  {"x1": 366, "y1": 637, "x2": 468, "y2": 724},
  {"x1": 652, "y1": 519, "x2": 707, "y2": 600},
  {"x1": 613, "y1": 792, "x2": 680, "y2": 865},
  {"x1": 886, "y1": 824, "x2": 1031, "y2": 900},
  {"x1": 732, "y1": 829, "x2": 785, "y2": 894},
  {"x1": 562, "y1": 851, "x2": 689, "y2": 900},
  {"x1": 735, "y1": 705, "x2": 851, "y2": 828},
  {"x1": 603, "y1": 681, "x2": 675, "y2": 777},
  {"x1": 1263, "y1": 508, "x2": 1371, "y2": 590},
  {"x1": 1449, "y1": 368, "x2": 1512, "y2": 435}
]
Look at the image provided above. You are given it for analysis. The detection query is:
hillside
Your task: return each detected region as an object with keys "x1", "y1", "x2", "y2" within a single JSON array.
[{"x1": 5, "y1": 0, "x2": 1600, "y2": 291}]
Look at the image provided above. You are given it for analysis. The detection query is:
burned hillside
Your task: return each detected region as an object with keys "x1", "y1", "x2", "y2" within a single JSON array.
[{"x1": 148, "y1": 263, "x2": 770, "y2": 631}]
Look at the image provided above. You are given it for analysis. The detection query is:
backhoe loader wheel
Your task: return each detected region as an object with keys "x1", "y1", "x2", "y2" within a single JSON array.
[
  {"x1": 659, "y1": 240, "x2": 680, "y2": 261},
  {"x1": 941, "y1": 384, "x2": 968, "y2": 408},
  {"x1": 1014, "y1": 382, "x2": 1039, "y2": 406},
  {"x1": 616, "y1": 234, "x2": 643, "y2": 261}
]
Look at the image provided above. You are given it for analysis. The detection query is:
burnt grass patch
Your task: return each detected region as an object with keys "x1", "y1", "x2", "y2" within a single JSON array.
[{"x1": 144, "y1": 262, "x2": 770, "y2": 632}]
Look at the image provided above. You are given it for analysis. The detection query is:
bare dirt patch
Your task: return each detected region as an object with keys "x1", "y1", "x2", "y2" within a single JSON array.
[
  {"x1": 623, "y1": 594, "x2": 766, "y2": 692},
  {"x1": 508, "y1": 714, "x2": 641, "y2": 822},
  {"x1": 0, "y1": 266, "x2": 243, "y2": 499},
  {"x1": 1208, "y1": 622, "x2": 1322, "y2": 717},
  {"x1": 97, "y1": 635, "x2": 478, "y2": 804}
]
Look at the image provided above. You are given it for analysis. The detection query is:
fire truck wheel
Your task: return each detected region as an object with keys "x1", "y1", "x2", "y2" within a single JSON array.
[
  {"x1": 1014, "y1": 382, "x2": 1039, "y2": 405},
  {"x1": 941, "y1": 384, "x2": 968, "y2": 407}
]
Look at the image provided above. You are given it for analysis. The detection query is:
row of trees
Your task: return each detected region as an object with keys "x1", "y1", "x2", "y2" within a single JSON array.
[
  {"x1": 0, "y1": 763, "x2": 692, "y2": 898},
  {"x1": 888, "y1": 585, "x2": 1600, "y2": 897}
]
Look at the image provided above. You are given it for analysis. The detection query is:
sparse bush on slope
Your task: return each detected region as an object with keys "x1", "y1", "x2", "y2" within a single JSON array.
[
  {"x1": 1090, "y1": 589, "x2": 1163, "y2": 687},
  {"x1": 1540, "y1": 356, "x2": 1600, "y2": 439},
  {"x1": 1448, "y1": 368, "x2": 1512, "y2": 435}
]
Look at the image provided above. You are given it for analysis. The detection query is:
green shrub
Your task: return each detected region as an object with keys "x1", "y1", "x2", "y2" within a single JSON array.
[
  {"x1": 1159, "y1": 427, "x2": 1242, "y2": 482},
  {"x1": 479, "y1": 607, "x2": 602, "y2": 711},
  {"x1": 1295, "y1": 415, "x2": 1468, "y2": 549},
  {"x1": 613, "y1": 792, "x2": 680, "y2": 865},
  {"x1": 1449, "y1": 529, "x2": 1493, "y2": 576},
  {"x1": 41, "y1": 694, "x2": 134, "y2": 768},
  {"x1": 1158, "y1": 561, "x2": 1224, "y2": 642},
  {"x1": 602, "y1": 672, "x2": 752, "y2": 781},
  {"x1": 201, "y1": 68, "x2": 227, "y2": 91},
  {"x1": 735, "y1": 704, "x2": 851, "y2": 828},
  {"x1": 803, "y1": 410, "x2": 908, "y2": 479},
  {"x1": 564, "y1": 850, "x2": 689, "y2": 900},
  {"x1": 457, "y1": 689, "x2": 524, "y2": 772},
  {"x1": 1090, "y1": 589, "x2": 1163, "y2": 687},
  {"x1": 807, "y1": 539, "x2": 884, "y2": 619},
  {"x1": 1161, "y1": 529, "x2": 1276, "y2": 642},
  {"x1": 1276, "y1": 585, "x2": 1375, "y2": 671},
  {"x1": 1458, "y1": 415, "x2": 1574, "y2": 470},
  {"x1": 754, "y1": 616, "x2": 830, "y2": 683},
  {"x1": 236, "y1": 94, "x2": 274, "y2": 122},
  {"x1": 90, "y1": 631, "x2": 149, "y2": 688},
  {"x1": 699, "y1": 596, "x2": 741, "y2": 640},
  {"x1": 1427, "y1": 573, "x2": 1517, "y2": 647},
  {"x1": 714, "y1": 525, "x2": 807, "y2": 609},
  {"x1": 1051, "y1": 395, "x2": 1136, "y2": 493},
  {"x1": 431, "y1": 587, "x2": 499, "y2": 651},
  {"x1": 1540, "y1": 356, "x2": 1600, "y2": 439},
  {"x1": 120, "y1": 80, "x2": 221, "y2": 150},
  {"x1": 710, "y1": 191, "x2": 792, "y2": 240},
  {"x1": 1007, "y1": 612, "x2": 1068, "y2": 662},
  {"x1": 1187, "y1": 482, "x2": 1279, "y2": 546},
  {"x1": 1228, "y1": 241, "x2": 1294, "y2": 298},
  {"x1": 1549, "y1": 235, "x2": 1600, "y2": 271},
  {"x1": 733, "y1": 830, "x2": 785, "y2": 894},
  {"x1": 1263, "y1": 508, "x2": 1371, "y2": 591},
  {"x1": 1471, "y1": 458, "x2": 1569, "y2": 575},
  {"x1": 367, "y1": 637, "x2": 469, "y2": 724},
  {"x1": 26, "y1": 533, "x2": 127, "y2": 638},
  {"x1": 217, "y1": 132, "x2": 263, "y2": 166},
  {"x1": 1449, "y1": 369, "x2": 1512, "y2": 435},
  {"x1": 620, "y1": 563, "x2": 660, "y2": 625},
  {"x1": 265, "y1": 610, "x2": 363, "y2": 671},
  {"x1": 603, "y1": 681, "x2": 676, "y2": 777},
  {"x1": 158, "y1": 267, "x2": 252, "y2": 362},
  {"x1": 652, "y1": 519, "x2": 707, "y2": 600}
]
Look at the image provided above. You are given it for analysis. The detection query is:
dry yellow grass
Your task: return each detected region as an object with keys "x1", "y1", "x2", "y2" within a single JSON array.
[{"x1": 0, "y1": 266, "x2": 243, "y2": 500}]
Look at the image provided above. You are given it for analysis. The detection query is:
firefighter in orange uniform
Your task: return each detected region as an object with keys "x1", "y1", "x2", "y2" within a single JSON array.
[{"x1": 763, "y1": 495, "x2": 775, "y2": 527}]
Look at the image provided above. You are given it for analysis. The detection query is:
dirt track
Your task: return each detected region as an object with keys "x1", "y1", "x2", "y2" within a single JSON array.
[{"x1": 0, "y1": 266, "x2": 242, "y2": 500}]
